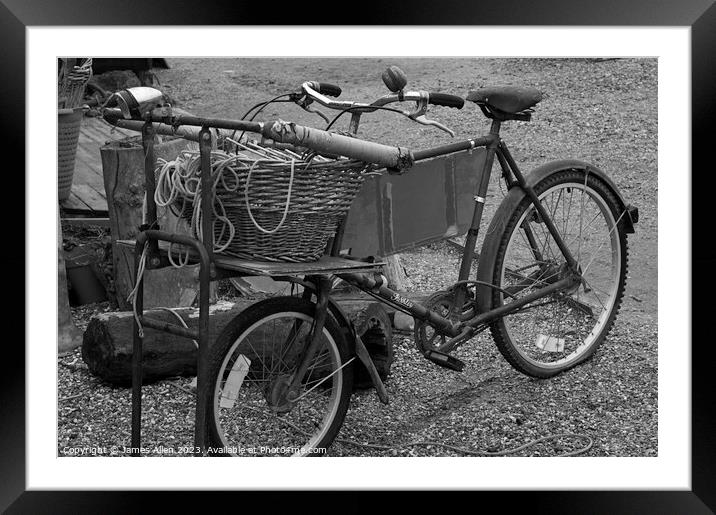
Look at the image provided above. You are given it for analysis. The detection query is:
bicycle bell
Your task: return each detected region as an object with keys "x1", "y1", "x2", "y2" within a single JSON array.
[
  {"x1": 107, "y1": 87, "x2": 166, "y2": 119},
  {"x1": 382, "y1": 65, "x2": 408, "y2": 93}
]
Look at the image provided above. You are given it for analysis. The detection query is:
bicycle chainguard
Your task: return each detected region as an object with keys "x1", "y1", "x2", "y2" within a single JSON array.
[{"x1": 423, "y1": 350, "x2": 465, "y2": 372}]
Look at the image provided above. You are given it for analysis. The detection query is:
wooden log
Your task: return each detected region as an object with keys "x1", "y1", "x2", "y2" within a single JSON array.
[{"x1": 81, "y1": 298, "x2": 393, "y2": 387}]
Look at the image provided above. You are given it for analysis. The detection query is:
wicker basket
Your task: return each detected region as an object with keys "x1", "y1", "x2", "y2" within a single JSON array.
[
  {"x1": 166, "y1": 148, "x2": 370, "y2": 262},
  {"x1": 58, "y1": 108, "x2": 84, "y2": 201}
]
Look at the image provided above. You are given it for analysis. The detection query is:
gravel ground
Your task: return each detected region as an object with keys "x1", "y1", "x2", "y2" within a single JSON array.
[{"x1": 58, "y1": 58, "x2": 657, "y2": 457}]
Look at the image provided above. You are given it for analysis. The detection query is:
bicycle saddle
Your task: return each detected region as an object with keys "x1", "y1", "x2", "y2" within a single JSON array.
[{"x1": 466, "y1": 86, "x2": 542, "y2": 115}]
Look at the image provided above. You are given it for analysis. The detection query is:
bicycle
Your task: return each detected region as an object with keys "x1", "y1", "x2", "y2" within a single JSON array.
[{"x1": 103, "y1": 65, "x2": 639, "y2": 457}]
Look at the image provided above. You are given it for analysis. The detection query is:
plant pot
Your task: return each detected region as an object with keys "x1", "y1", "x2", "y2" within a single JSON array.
[
  {"x1": 65, "y1": 245, "x2": 107, "y2": 305},
  {"x1": 58, "y1": 107, "x2": 84, "y2": 201}
]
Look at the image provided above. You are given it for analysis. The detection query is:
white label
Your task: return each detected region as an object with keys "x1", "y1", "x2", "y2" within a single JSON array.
[
  {"x1": 535, "y1": 334, "x2": 565, "y2": 353},
  {"x1": 219, "y1": 355, "x2": 251, "y2": 409}
]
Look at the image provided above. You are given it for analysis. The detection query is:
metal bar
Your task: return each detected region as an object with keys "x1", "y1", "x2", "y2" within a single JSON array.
[
  {"x1": 141, "y1": 229, "x2": 202, "y2": 248},
  {"x1": 196, "y1": 130, "x2": 214, "y2": 456},
  {"x1": 111, "y1": 111, "x2": 496, "y2": 171},
  {"x1": 289, "y1": 277, "x2": 332, "y2": 392},
  {"x1": 348, "y1": 112, "x2": 362, "y2": 135},
  {"x1": 141, "y1": 122, "x2": 160, "y2": 261},
  {"x1": 337, "y1": 272, "x2": 461, "y2": 336},
  {"x1": 194, "y1": 237, "x2": 211, "y2": 456},
  {"x1": 141, "y1": 316, "x2": 200, "y2": 341},
  {"x1": 112, "y1": 119, "x2": 237, "y2": 141},
  {"x1": 496, "y1": 143, "x2": 544, "y2": 262},
  {"x1": 262, "y1": 120, "x2": 412, "y2": 169},
  {"x1": 412, "y1": 135, "x2": 493, "y2": 162},
  {"x1": 152, "y1": 113, "x2": 263, "y2": 133},
  {"x1": 354, "y1": 334, "x2": 389, "y2": 404},
  {"x1": 455, "y1": 121, "x2": 502, "y2": 285},
  {"x1": 198, "y1": 127, "x2": 214, "y2": 265},
  {"x1": 500, "y1": 142, "x2": 578, "y2": 269},
  {"x1": 135, "y1": 229, "x2": 212, "y2": 455},
  {"x1": 130, "y1": 237, "x2": 145, "y2": 456},
  {"x1": 495, "y1": 146, "x2": 516, "y2": 187},
  {"x1": 520, "y1": 220, "x2": 545, "y2": 263},
  {"x1": 467, "y1": 276, "x2": 575, "y2": 327}
]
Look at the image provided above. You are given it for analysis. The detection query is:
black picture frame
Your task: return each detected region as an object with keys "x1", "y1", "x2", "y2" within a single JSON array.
[{"x1": 7, "y1": 0, "x2": 714, "y2": 512}]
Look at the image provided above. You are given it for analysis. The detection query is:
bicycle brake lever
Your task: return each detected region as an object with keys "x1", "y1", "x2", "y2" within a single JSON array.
[
  {"x1": 407, "y1": 92, "x2": 455, "y2": 137},
  {"x1": 413, "y1": 115, "x2": 456, "y2": 138},
  {"x1": 307, "y1": 106, "x2": 330, "y2": 124},
  {"x1": 298, "y1": 100, "x2": 330, "y2": 124}
]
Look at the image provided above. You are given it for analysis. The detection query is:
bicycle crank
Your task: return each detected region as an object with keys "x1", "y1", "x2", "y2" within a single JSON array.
[{"x1": 414, "y1": 290, "x2": 475, "y2": 354}]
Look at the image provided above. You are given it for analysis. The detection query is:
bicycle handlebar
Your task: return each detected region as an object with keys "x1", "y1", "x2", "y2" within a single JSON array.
[
  {"x1": 300, "y1": 81, "x2": 462, "y2": 136},
  {"x1": 427, "y1": 92, "x2": 465, "y2": 110},
  {"x1": 306, "y1": 81, "x2": 342, "y2": 98}
]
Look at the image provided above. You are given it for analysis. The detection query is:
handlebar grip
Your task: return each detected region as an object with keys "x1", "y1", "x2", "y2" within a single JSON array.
[
  {"x1": 309, "y1": 81, "x2": 342, "y2": 98},
  {"x1": 428, "y1": 92, "x2": 465, "y2": 109}
]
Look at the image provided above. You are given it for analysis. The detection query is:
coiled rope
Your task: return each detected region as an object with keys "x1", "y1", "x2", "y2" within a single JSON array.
[{"x1": 153, "y1": 139, "x2": 307, "y2": 266}]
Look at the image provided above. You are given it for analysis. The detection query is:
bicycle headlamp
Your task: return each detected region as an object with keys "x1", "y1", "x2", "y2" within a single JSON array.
[{"x1": 108, "y1": 87, "x2": 166, "y2": 119}]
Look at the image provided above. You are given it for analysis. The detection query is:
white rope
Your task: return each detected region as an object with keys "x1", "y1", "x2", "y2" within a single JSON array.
[
  {"x1": 126, "y1": 242, "x2": 149, "y2": 338},
  {"x1": 154, "y1": 150, "x2": 241, "y2": 259},
  {"x1": 157, "y1": 307, "x2": 198, "y2": 348},
  {"x1": 243, "y1": 158, "x2": 295, "y2": 235},
  {"x1": 153, "y1": 146, "x2": 304, "y2": 261}
]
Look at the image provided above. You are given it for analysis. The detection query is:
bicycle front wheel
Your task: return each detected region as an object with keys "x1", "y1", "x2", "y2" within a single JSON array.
[
  {"x1": 208, "y1": 296, "x2": 353, "y2": 457},
  {"x1": 489, "y1": 169, "x2": 628, "y2": 378}
]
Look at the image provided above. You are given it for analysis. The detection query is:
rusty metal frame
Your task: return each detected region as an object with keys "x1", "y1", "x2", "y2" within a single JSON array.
[{"x1": 130, "y1": 123, "x2": 216, "y2": 456}]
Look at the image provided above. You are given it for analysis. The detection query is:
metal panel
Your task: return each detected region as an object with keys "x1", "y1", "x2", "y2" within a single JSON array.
[{"x1": 342, "y1": 149, "x2": 486, "y2": 257}]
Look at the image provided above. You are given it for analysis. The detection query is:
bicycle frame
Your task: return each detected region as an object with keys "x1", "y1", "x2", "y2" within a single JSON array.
[{"x1": 328, "y1": 116, "x2": 581, "y2": 354}]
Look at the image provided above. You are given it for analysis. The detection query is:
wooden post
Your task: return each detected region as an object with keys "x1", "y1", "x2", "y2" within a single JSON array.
[
  {"x1": 382, "y1": 253, "x2": 412, "y2": 291},
  {"x1": 101, "y1": 135, "x2": 215, "y2": 309}
]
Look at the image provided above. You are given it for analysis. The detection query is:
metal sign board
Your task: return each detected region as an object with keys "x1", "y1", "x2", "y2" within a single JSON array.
[{"x1": 342, "y1": 149, "x2": 487, "y2": 257}]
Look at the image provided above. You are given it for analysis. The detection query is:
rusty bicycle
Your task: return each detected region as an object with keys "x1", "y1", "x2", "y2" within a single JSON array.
[{"x1": 103, "y1": 65, "x2": 639, "y2": 457}]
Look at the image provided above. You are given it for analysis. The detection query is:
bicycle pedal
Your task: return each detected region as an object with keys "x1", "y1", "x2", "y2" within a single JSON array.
[{"x1": 423, "y1": 350, "x2": 465, "y2": 372}]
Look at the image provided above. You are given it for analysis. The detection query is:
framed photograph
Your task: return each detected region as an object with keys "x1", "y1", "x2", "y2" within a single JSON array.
[{"x1": 8, "y1": 0, "x2": 713, "y2": 511}]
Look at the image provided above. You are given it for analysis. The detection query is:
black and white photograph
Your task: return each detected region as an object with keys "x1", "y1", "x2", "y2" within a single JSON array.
[
  {"x1": 56, "y1": 56, "x2": 657, "y2": 460},
  {"x1": 9, "y1": 10, "x2": 711, "y2": 511}
]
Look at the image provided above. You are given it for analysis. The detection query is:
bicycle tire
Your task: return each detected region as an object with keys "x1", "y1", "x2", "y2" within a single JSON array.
[
  {"x1": 207, "y1": 296, "x2": 353, "y2": 456},
  {"x1": 488, "y1": 169, "x2": 629, "y2": 378}
]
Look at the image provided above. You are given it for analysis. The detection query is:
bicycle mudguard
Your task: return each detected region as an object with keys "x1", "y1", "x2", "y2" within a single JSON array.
[
  {"x1": 474, "y1": 159, "x2": 637, "y2": 314},
  {"x1": 327, "y1": 299, "x2": 390, "y2": 404}
]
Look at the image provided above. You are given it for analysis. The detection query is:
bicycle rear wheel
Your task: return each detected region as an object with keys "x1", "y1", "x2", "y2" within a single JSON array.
[
  {"x1": 489, "y1": 169, "x2": 628, "y2": 378},
  {"x1": 207, "y1": 296, "x2": 353, "y2": 456}
]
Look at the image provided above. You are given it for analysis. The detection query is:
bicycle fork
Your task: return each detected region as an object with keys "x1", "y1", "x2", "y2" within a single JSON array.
[{"x1": 285, "y1": 277, "x2": 333, "y2": 402}]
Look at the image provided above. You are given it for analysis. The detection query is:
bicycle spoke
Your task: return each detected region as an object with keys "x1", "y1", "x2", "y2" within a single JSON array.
[{"x1": 580, "y1": 210, "x2": 625, "y2": 276}]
